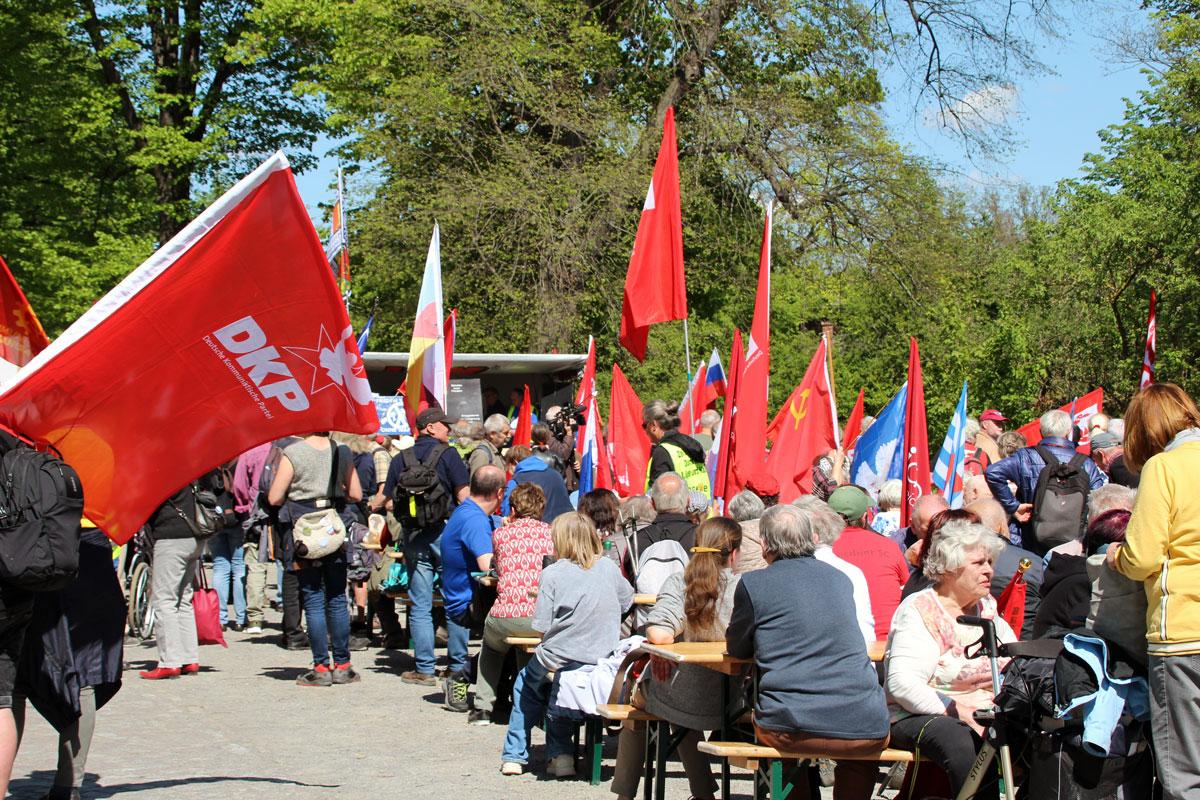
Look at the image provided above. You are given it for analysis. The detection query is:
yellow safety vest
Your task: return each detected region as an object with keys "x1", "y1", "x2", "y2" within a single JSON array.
[{"x1": 646, "y1": 441, "x2": 711, "y2": 497}]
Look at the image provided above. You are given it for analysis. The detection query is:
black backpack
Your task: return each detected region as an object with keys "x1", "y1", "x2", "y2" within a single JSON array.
[
  {"x1": 0, "y1": 432, "x2": 83, "y2": 591},
  {"x1": 392, "y1": 444, "x2": 452, "y2": 530},
  {"x1": 1030, "y1": 446, "x2": 1091, "y2": 554}
]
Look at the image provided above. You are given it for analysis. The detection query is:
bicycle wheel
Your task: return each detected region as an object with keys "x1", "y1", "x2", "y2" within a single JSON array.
[{"x1": 128, "y1": 560, "x2": 155, "y2": 640}]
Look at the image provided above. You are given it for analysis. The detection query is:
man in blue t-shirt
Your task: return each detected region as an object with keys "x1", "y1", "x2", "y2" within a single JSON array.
[
  {"x1": 373, "y1": 408, "x2": 470, "y2": 686},
  {"x1": 439, "y1": 465, "x2": 505, "y2": 712}
]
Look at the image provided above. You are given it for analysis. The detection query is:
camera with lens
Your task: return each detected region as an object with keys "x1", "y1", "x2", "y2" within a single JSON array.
[{"x1": 549, "y1": 400, "x2": 586, "y2": 440}]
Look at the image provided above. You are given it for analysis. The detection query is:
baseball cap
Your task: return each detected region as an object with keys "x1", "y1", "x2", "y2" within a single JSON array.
[
  {"x1": 981, "y1": 409, "x2": 1008, "y2": 423},
  {"x1": 415, "y1": 408, "x2": 458, "y2": 429},
  {"x1": 745, "y1": 471, "x2": 780, "y2": 498},
  {"x1": 828, "y1": 485, "x2": 871, "y2": 523},
  {"x1": 1090, "y1": 431, "x2": 1121, "y2": 451}
]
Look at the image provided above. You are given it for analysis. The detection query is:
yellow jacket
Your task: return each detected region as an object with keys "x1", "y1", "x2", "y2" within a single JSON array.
[{"x1": 1115, "y1": 438, "x2": 1200, "y2": 655}]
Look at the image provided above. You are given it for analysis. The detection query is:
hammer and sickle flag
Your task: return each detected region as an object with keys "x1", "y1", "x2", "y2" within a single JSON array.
[
  {"x1": 765, "y1": 336, "x2": 838, "y2": 502},
  {"x1": 0, "y1": 152, "x2": 379, "y2": 543}
]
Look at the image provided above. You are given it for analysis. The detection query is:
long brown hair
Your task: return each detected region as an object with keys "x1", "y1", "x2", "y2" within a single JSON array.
[
  {"x1": 1124, "y1": 383, "x2": 1200, "y2": 472},
  {"x1": 683, "y1": 517, "x2": 742, "y2": 641}
]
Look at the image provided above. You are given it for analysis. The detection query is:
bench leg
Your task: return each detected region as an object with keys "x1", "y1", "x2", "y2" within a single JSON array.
[
  {"x1": 654, "y1": 720, "x2": 671, "y2": 800},
  {"x1": 643, "y1": 721, "x2": 658, "y2": 800},
  {"x1": 584, "y1": 718, "x2": 603, "y2": 785}
]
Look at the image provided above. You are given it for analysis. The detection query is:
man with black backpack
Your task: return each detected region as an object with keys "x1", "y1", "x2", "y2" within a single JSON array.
[
  {"x1": 375, "y1": 408, "x2": 470, "y2": 686},
  {"x1": 985, "y1": 409, "x2": 1107, "y2": 555}
]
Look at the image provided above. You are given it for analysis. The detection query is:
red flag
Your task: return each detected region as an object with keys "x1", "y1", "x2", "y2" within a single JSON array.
[
  {"x1": 0, "y1": 153, "x2": 379, "y2": 543},
  {"x1": 997, "y1": 568, "x2": 1028, "y2": 638},
  {"x1": 574, "y1": 335, "x2": 597, "y2": 454},
  {"x1": 901, "y1": 338, "x2": 931, "y2": 528},
  {"x1": 0, "y1": 256, "x2": 51, "y2": 367},
  {"x1": 512, "y1": 384, "x2": 533, "y2": 447},
  {"x1": 732, "y1": 204, "x2": 772, "y2": 479},
  {"x1": 765, "y1": 338, "x2": 838, "y2": 502},
  {"x1": 608, "y1": 364, "x2": 650, "y2": 497},
  {"x1": 713, "y1": 329, "x2": 745, "y2": 506},
  {"x1": 1140, "y1": 290, "x2": 1156, "y2": 389},
  {"x1": 678, "y1": 361, "x2": 705, "y2": 435},
  {"x1": 842, "y1": 388, "x2": 866, "y2": 452},
  {"x1": 1016, "y1": 388, "x2": 1104, "y2": 453},
  {"x1": 619, "y1": 107, "x2": 687, "y2": 361},
  {"x1": 443, "y1": 308, "x2": 457, "y2": 378}
]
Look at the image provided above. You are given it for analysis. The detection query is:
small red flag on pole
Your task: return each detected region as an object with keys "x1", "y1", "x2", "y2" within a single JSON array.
[
  {"x1": 902, "y1": 338, "x2": 931, "y2": 528},
  {"x1": 512, "y1": 384, "x2": 533, "y2": 447}
]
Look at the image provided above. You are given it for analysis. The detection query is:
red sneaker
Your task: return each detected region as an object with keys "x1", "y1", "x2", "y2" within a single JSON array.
[
  {"x1": 138, "y1": 666, "x2": 181, "y2": 680},
  {"x1": 181, "y1": 663, "x2": 200, "y2": 675}
]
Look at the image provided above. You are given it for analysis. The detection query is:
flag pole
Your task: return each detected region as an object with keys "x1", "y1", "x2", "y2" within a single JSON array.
[
  {"x1": 683, "y1": 317, "x2": 693, "y2": 386},
  {"x1": 821, "y1": 320, "x2": 838, "y2": 420}
]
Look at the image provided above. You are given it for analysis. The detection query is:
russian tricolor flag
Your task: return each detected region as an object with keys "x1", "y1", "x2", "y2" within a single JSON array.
[{"x1": 699, "y1": 348, "x2": 727, "y2": 409}]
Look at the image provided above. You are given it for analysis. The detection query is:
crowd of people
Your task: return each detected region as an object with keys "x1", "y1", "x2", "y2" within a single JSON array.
[{"x1": 2, "y1": 381, "x2": 1198, "y2": 800}]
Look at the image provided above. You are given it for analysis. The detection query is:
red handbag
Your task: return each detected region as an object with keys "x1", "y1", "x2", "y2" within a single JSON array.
[{"x1": 192, "y1": 567, "x2": 228, "y2": 648}]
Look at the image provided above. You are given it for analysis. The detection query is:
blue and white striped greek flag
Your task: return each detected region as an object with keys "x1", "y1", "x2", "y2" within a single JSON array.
[{"x1": 932, "y1": 381, "x2": 969, "y2": 508}]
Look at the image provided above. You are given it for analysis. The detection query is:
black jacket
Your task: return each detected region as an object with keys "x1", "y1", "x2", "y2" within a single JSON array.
[
  {"x1": 648, "y1": 432, "x2": 708, "y2": 486},
  {"x1": 1033, "y1": 553, "x2": 1090, "y2": 639},
  {"x1": 635, "y1": 511, "x2": 696, "y2": 562}
]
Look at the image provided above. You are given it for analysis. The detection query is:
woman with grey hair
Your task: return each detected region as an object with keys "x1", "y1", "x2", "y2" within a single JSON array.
[
  {"x1": 727, "y1": 490, "x2": 766, "y2": 574},
  {"x1": 884, "y1": 521, "x2": 1015, "y2": 795},
  {"x1": 727, "y1": 505, "x2": 890, "y2": 798},
  {"x1": 870, "y1": 479, "x2": 903, "y2": 545}
]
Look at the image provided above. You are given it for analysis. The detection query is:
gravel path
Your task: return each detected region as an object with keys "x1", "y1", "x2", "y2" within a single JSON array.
[{"x1": 8, "y1": 589, "x2": 802, "y2": 800}]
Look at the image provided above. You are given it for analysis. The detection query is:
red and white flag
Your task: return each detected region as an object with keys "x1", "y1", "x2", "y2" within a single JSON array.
[
  {"x1": 902, "y1": 338, "x2": 931, "y2": 528},
  {"x1": 404, "y1": 224, "x2": 447, "y2": 426},
  {"x1": 765, "y1": 336, "x2": 838, "y2": 502},
  {"x1": 0, "y1": 153, "x2": 379, "y2": 543},
  {"x1": 0, "y1": 256, "x2": 51, "y2": 368},
  {"x1": 574, "y1": 336, "x2": 597, "y2": 453},
  {"x1": 1141, "y1": 290, "x2": 1156, "y2": 389},
  {"x1": 619, "y1": 107, "x2": 687, "y2": 361},
  {"x1": 1017, "y1": 388, "x2": 1104, "y2": 454},
  {"x1": 608, "y1": 364, "x2": 650, "y2": 497}
]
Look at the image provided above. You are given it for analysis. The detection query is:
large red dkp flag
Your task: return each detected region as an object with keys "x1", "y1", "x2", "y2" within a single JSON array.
[{"x1": 0, "y1": 153, "x2": 379, "y2": 543}]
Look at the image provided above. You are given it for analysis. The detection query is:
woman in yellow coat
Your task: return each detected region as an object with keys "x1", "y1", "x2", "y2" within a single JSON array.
[{"x1": 1107, "y1": 383, "x2": 1200, "y2": 800}]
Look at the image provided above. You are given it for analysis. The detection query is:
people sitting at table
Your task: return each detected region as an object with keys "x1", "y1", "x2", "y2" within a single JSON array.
[
  {"x1": 885, "y1": 520, "x2": 1015, "y2": 796},
  {"x1": 727, "y1": 505, "x2": 891, "y2": 800},
  {"x1": 471, "y1": 483, "x2": 555, "y2": 726},
  {"x1": 610, "y1": 516, "x2": 743, "y2": 800},
  {"x1": 501, "y1": 512, "x2": 634, "y2": 778}
]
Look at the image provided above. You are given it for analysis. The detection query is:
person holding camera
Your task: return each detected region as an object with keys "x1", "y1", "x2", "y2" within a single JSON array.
[{"x1": 545, "y1": 405, "x2": 583, "y2": 491}]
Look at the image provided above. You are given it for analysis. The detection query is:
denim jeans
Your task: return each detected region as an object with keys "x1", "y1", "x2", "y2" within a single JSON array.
[
  {"x1": 405, "y1": 530, "x2": 442, "y2": 675},
  {"x1": 501, "y1": 656, "x2": 579, "y2": 765},
  {"x1": 296, "y1": 560, "x2": 350, "y2": 667},
  {"x1": 446, "y1": 609, "x2": 471, "y2": 676},
  {"x1": 208, "y1": 526, "x2": 246, "y2": 626}
]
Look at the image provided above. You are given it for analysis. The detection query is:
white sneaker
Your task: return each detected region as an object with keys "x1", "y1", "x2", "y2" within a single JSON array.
[
  {"x1": 546, "y1": 754, "x2": 575, "y2": 778},
  {"x1": 244, "y1": 625, "x2": 263, "y2": 634},
  {"x1": 500, "y1": 761, "x2": 523, "y2": 776}
]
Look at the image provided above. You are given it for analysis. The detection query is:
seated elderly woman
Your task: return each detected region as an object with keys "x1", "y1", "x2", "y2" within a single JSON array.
[
  {"x1": 611, "y1": 516, "x2": 743, "y2": 800},
  {"x1": 727, "y1": 489, "x2": 766, "y2": 574},
  {"x1": 869, "y1": 479, "x2": 904, "y2": 547},
  {"x1": 727, "y1": 505, "x2": 890, "y2": 800},
  {"x1": 885, "y1": 521, "x2": 1015, "y2": 794}
]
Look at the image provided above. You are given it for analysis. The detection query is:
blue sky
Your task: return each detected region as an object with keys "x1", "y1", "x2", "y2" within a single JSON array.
[
  {"x1": 294, "y1": 2, "x2": 1155, "y2": 221},
  {"x1": 882, "y1": 1, "x2": 1153, "y2": 190}
]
